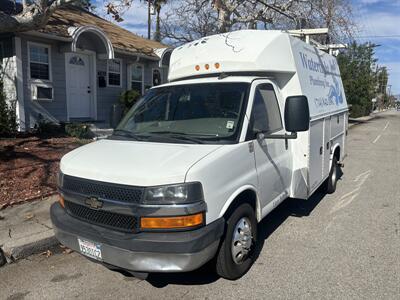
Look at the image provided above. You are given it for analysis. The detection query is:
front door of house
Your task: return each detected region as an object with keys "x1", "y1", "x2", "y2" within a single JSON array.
[{"x1": 66, "y1": 53, "x2": 92, "y2": 119}]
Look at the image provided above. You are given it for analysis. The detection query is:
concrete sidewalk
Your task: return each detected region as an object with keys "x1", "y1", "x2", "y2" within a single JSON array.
[{"x1": 0, "y1": 195, "x2": 59, "y2": 265}]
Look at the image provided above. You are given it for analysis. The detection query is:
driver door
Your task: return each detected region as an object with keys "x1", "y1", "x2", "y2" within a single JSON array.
[{"x1": 247, "y1": 81, "x2": 291, "y2": 214}]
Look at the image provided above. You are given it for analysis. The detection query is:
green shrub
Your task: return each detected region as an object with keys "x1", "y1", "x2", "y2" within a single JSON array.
[
  {"x1": 0, "y1": 75, "x2": 17, "y2": 137},
  {"x1": 65, "y1": 123, "x2": 92, "y2": 139},
  {"x1": 349, "y1": 104, "x2": 369, "y2": 118},
  {"x1": 36, "y1": 118, "x2": 64, "y2": 137},
  {"x1": 119, "y1": 90, "x2": 140, "y2": 115}
]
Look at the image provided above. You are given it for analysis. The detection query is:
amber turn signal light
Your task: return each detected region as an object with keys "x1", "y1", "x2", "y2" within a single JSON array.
[
  {"x1": 140, "y1": 213, "x2": 204, "y2": 230},
  {"x1": 58, "y1": 194, "x2": 65, "y2": 208}
]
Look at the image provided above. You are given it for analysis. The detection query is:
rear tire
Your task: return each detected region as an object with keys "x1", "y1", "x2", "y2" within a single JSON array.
[
  {"x1": 216, "y1": 203, "x2": 257, "y2": 280},
  {"x1": 325, "y1": 156, "x2": 339, "y2": 194}
]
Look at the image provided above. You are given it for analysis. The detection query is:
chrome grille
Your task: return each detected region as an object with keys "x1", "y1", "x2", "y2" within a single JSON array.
[
  {"x1": 62, "y1": 175, "x2": 143, "y2": 203},
  {"x1": 65, "y1": 201, "x2": 137, "y2": 232}
]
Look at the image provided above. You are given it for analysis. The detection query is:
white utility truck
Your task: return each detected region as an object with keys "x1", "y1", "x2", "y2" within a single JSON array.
[{"x1": 51, "y1": 30, "x2": 348, "y2": 280}]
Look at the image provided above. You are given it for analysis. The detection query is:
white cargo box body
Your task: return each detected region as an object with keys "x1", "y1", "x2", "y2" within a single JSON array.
[{"x1": 169, "y1": 30, "x2": 348, "y2": 198}]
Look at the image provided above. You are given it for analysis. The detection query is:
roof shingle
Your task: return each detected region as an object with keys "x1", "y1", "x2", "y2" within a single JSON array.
[{"x1": 39, "y1": 6, "x2": 166, "y2": 57}]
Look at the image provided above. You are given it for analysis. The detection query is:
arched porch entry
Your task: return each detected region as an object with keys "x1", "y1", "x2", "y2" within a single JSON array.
[{"x1": 65, "y1": 26, "x2": 114, "y2": 120}]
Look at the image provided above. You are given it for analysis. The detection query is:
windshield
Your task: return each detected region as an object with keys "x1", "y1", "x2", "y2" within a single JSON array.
[{"x1": 115, "y1": 82, "x2": 250, "y2": 144}]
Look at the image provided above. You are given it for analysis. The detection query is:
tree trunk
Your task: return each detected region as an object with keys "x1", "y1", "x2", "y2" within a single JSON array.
[
  {"x1": 213, "y1": 0, "x2": 231, "y2": 33},
  {"x1": 217, "y1": 7, "x2": 231, "y2": 33},
  {"x1": 154, "y1": 5, "x2": 162, "y2": 41}
]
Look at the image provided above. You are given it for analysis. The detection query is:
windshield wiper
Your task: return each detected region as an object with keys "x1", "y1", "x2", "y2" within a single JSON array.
[
  {"x1": 148, "y1": 131, "x2": 205, "y2": 144},
  {"x1": 112, "y1": 129, "x2": 146, "y2": 141}
]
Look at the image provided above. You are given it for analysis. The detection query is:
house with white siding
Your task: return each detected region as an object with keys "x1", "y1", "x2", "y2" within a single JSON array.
[{"x1": 0, "y1": 6, "x2": 171, "y2": 131}]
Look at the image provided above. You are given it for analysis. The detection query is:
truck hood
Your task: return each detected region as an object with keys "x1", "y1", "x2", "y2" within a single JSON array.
[{"x1": 60, "y1": 139, "x2": 222, "y2": 186}]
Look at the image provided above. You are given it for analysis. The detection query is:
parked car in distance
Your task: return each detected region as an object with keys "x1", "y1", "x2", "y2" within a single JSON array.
[{"x1": 51, "y1": 30, "x2": 348, "y2": 280}]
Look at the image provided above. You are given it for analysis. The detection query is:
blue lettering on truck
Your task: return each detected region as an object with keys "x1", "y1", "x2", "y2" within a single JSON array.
[{"x1": 299, "y1": 51, "x2": 343, "y2": 108}]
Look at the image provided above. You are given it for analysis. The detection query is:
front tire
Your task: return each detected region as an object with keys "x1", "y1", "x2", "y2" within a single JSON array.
[{"x1": 216, "y1": 203, "x2": 257, "y2": 280}]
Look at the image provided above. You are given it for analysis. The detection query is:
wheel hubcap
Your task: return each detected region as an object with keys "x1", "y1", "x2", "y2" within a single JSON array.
[{"x1": 231, "y1": 217, "x2": 253, "y2": 264}]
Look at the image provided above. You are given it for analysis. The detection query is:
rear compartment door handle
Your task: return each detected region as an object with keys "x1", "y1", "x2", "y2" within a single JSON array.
[{"x1": 319, "y1": 146, "x2": 323, "y2": 155}]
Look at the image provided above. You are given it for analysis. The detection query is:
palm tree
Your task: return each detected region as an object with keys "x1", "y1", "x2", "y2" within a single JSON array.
[{"x1": 152, "y1": 0, "x2": 166, "y2": 42}]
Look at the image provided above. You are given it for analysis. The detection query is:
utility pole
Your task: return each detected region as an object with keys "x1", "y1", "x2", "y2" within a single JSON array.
[
  {"x1": 388, "y1": 85, "x2": 392, "y2": 108},
  {"x1": 147, "y1": 0, "x2": 151, "y2": 40}
]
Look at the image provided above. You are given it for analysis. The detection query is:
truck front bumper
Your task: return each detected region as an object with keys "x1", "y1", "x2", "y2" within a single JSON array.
[{"x1": 50, "y1": 203, "x2": 224, "y2": 273}]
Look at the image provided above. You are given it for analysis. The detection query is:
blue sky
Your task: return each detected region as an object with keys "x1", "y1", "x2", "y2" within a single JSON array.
[
  {"x1": 352, "y1": 0, "x2": 400, "y2": 95},
  {"x1": 94, "y1": 0, "x2": 400, "y2": 95}
]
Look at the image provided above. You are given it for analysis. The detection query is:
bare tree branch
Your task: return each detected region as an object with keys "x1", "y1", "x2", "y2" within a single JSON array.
[
  {"x1": 0, "y1": 0, "x2": 80, "y2": 33},
  {"x1": 160, "y1": 0, "x2": 356, "y2": 45}
]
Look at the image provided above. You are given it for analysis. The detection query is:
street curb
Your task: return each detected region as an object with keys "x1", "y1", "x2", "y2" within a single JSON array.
[
  {"x1": 348, "y1": 113, "x2": 377, "y2": 129},
  {"x1": 0, "y1": 195, "x2": 59, "y2": 267},
  {"x1": 1, "y1": 235, "x2": 59, "y2": 264}
]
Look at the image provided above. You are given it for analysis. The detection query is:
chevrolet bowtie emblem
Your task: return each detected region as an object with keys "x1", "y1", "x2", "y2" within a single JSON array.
[{"x1": 85, "y1": 197, "x2": 103, "y2": 209}]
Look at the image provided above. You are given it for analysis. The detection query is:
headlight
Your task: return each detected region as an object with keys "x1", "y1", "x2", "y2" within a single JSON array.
[{"x1": 143, "y1": 182, "x2": 204, "y2": 205}]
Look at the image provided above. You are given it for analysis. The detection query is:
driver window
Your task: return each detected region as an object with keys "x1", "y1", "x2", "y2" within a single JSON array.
[{"x1": 248, "y1": 84, "x2": 283, "y2": 137}]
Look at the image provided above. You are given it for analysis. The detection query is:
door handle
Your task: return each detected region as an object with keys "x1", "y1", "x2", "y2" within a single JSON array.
[{"x1": 319, "y1": 146, "x2": 323, "y2": 155}]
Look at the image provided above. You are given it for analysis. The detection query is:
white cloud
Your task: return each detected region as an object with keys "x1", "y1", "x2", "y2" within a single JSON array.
[
  {"x1": 358, "y1": 0, "x2": 383, "y2": 4},
  {"x1": 357, "y1": 0, "x2": 400, "y2": 6}
]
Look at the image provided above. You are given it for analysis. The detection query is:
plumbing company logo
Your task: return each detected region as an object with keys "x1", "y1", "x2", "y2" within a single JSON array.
[
  {"x1": 299, "y1": 52, "x2": 343, "y2": 108},
  {"x1": 328, "y1": 76, "x2": 344, "y2": 105}
]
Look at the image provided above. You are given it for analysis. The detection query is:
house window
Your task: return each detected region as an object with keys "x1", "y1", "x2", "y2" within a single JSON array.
[
  {"x1": 69, "y1": 56, "x2": 85, "y2": 66},
  {"x1": 108, "y1": 59, "x2": 121, "y2": 86},
  {"x1": 29, "y1": 43, "x2": 51, "y2": 81},
  {"x1": 130, "y1": 64, "x2": 143, "y2": 94}
]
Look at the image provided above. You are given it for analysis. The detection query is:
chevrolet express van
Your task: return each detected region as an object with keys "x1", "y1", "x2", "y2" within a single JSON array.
[{"x1": 51, "y1": 30, "x2": 348, "y2": 280}]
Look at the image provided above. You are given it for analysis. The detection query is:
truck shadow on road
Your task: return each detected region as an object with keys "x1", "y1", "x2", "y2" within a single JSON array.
[{"x1": 145, "y1": 189, "x2": 329, "y2": 288}]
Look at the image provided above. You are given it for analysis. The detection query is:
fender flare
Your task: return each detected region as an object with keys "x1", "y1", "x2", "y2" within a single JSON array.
[
  {"x1": 329, "y1": 143, "x2": 341, "y2": 170},
  {"x1": 218, "y1": 185, "x2": 262, "y2": 222}
]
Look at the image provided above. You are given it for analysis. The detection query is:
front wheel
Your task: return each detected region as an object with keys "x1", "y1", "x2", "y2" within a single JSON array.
[{"x1": 215, "y1": 203, "x2": 257, "y2": 280}]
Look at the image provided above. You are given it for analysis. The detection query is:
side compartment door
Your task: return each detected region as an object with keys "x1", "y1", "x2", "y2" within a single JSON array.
[
  {"x1": 323, "y1": 117, "x2": 331, "y2": 178},
  {"x1": 309, "y1": 120, "x2": 324, "y2": 193},
  {"x1": 247, "y1": 82, "x2": 291, "y2": 211}
]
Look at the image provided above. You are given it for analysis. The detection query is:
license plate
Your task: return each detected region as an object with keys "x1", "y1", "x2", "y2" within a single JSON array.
[{"x1": 78, "y1": 238, "x2": 102, "y2": 261}]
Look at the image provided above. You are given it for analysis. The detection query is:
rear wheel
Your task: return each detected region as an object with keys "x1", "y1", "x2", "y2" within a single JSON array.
[
  {"x1": 325, "y1": 156, "x2": 339, "y2": 194},
  {"x1": 215, "y1": 203, "x2": 257, "y2": 280}
]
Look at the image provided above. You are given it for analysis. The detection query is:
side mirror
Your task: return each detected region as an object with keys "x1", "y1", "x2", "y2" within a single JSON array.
[{"x1": 284, "y1": 96, "x2": 310, "y2": 132}]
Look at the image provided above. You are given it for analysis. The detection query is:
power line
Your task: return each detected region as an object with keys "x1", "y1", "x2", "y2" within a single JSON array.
[{"x1": 354, "y1": 35, "x2": 400, "y2": 39}]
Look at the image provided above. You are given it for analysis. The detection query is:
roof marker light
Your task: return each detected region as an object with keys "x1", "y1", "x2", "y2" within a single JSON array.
[
  {"x1": 205, "y1": 64, "x2": 210, "y2": 70},
  {"x1": 215, "y1": 62, "x2": 220, "y2": 69},
  {"x1": 195, "y1": 65, "x2": 200, "y2": 71}
]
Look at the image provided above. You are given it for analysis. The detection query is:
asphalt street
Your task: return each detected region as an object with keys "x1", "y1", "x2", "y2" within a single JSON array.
[{"x1": 1, "y1": 110, "x2": 399, "y2": 300}]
